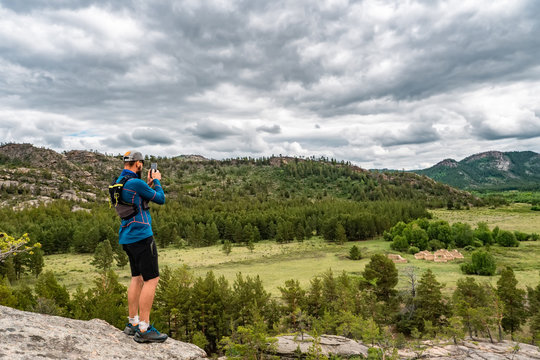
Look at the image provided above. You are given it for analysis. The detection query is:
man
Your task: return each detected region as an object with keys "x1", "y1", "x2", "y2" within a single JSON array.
[{"x1": 114, "y1": 151, "x2": 167, "y2": 343}]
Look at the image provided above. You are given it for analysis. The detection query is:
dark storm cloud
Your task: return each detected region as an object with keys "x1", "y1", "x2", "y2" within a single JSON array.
[
  {"x1": 256, "y1": 124, "x2": 281, "y2": 134},
  {"x1": 377, "y1": 123, "x2": 441, "y2": 147},
  {"x1": 131, "y1": 128, "x2": 175, "y2": 145},
  {"x1": 188, "y1": 120, "x2": 241, "y2": 140},
  {"x1": 471, "y1": 119, "x2": 540, "y2": 141}
]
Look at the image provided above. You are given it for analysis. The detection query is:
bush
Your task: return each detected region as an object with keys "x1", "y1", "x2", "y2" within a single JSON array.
[
  {"x1": 463, "y1": 245, "x2": 475, "y2": 252},
  {"x1": 460, "y1": 250, "x2": 496, "y2": 276},
  {"x1": 349, "y1": 245, "x2": 362, "y2": 260},
  {"x1": 427, "y1": 239, "x2": 445, "y2": 251},
  {"x1": 408, "y1": 246, "x2": 420, "y2": 255},
  {"x1": 472, "y1": 239, "x2": 484, "y2": 248},
  {"x1": 390, "y1": 235, "x2": 409, "y2": 252},
  {"x1": 496, "y1": 230, "x2": 519, "y2": 247},
  {"x1": 514, "y1": 231, "x2": 529, "y2": 242}
]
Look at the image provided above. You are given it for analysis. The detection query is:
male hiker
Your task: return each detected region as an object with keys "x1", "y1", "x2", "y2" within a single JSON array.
[{"x1": 111, "y1": 151, "x2": 167, "y2": 343}]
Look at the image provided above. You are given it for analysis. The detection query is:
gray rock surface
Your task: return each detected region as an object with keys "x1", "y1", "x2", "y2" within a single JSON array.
[
  {"x1": 275, "y1": 334, "x2": 369, "y2": 357},
  {"x1": 274, "y1": 334, "x2": 540, "y2": 359},
  {"x1": 0, "y1": 305, "x2": 207, "y2": 360}
]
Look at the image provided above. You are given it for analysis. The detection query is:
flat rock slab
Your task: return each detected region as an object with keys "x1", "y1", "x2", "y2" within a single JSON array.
[
  {"x1": 415, "y1": 341, "x2": 540, "y2": 360},
  {"x1": 274, "y1": 334, "x2": 540, "y2": 360},
  {"x1": 0, "y1": 305, "x2": 207, "y2": 360},
  {"x1": 275, "y1": 334, "x2": 369, "y2": 357}
]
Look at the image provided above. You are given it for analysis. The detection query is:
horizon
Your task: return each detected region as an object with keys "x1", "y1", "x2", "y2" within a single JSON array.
[{"x1": 2, "y1": 142, "x2": 537, "y2": 171}]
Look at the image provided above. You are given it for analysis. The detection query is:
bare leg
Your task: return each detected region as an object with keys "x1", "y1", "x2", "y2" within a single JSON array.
[
  {"x1": 128, "y1": 276, "x2": 144, "y2": 318},
  {"x1": 138, "y1": 276, "x2": 160, "y2": 323}
]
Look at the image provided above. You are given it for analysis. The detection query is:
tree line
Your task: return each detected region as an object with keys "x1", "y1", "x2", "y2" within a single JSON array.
[{"x1": 0, "y1": 198, "x2": 428, "y2": 257}]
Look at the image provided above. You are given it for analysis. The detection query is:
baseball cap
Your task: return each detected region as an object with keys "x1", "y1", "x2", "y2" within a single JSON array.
[{"x1": 123, "y1": 151, "x2": 144, "y2": 162}]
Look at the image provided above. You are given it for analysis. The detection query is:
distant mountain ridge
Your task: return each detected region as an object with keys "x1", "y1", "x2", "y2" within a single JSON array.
[{"x1": 415, "y1": 151, "x2": 540, "y2": 190}]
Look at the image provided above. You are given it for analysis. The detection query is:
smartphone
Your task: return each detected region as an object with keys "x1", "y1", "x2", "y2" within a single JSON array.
[{"x1": 151, "y1": 163, "x2": 158, "y2": 173}]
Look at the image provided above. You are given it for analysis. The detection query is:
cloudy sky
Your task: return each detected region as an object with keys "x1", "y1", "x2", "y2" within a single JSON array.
[{"x1": 1, "y1": 0, "x2": 539, "y2": 169}]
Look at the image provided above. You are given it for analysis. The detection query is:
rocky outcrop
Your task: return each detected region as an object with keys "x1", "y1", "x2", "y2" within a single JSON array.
[
  {"x1": 273, "y1": 334, "x2": 540, "y2": 359},
  {"x1": 275, "y1": 334, "x2": 369, "y2": 358},
  {"x1": 0, "y1": 305, "x2": 207, "y2": 360}
]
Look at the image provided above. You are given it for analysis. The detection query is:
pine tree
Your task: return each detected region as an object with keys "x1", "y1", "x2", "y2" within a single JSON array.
[
  {"x1": 222, "y1": 240, "x2": 232, "y2": 256},
  {"x1": 349, "y1": 245, "x2": 361, "y2": 260},
  {"x1": 91, "y1": 239, "x2": 114, "y2": 272},
  {"x1": 414, "y1": 269, "x2": 449, "y2": 332},
  {"x1": 335, "y1": 223, "x2": 347, "y2": 245},
  {"x1": 497, "y1": 267, "x2": 527, "y2": 339},
  {"x1": 362, "y1": 254, "x2": 398, "y2": 303}
]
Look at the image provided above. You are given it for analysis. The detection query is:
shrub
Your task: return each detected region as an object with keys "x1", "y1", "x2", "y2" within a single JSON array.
[
  {"x1": 496, "y1": 230, "x2": 519, "y2": 247},
  {"x1": 451, "y1": 223, "x2": 474, "y2": 248},
  {"x1": 390, "y1": 235, "x2": 409, "y2": 252},
  {"x1": 408, "y1": 246, "x2": 420, "y2": 255},
  {"x1": 514, "y1": 231, "x2": 529, "y2": 242},
  {"x1": 472, "y1": 239, "x2": 484, "y2": 248},
  {"x1": 460, "y1": 250, "x2": 496, "y2": 276},
  {"x1": 349, "y1": 245, "x2": 362, "y2": 260},
  {"x1": 473, "y1": 222, "x2": 493, "y2": 245},
  {"x1": 427, "y1": 239, "x2": 445, "y2": 251}
]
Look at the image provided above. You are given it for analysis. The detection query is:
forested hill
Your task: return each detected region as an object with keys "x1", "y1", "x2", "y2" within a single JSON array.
[
  {"x1": 0, "y1": 142, "x2": 480, "y2": 255},
  {"x1": 414, "y1": 150, "x2": 540, "y2": 191},
  {"x1": 0, "y1": 143, "x2": 474, "y2": 208}
]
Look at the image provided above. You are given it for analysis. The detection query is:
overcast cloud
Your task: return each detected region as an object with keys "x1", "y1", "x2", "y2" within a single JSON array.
[{"x1": 1, "y1": 0, "x2": 539, "y2": 169}]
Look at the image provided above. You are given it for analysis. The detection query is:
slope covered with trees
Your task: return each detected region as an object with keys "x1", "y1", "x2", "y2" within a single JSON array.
[{"x1": 415, "y1": 151, "x2": 540, "y2": 191}]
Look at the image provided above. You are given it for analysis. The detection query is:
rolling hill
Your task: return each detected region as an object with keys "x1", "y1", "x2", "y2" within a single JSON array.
[{"x1": 0, "y1": 143, "x2": 477, "y2": 209}]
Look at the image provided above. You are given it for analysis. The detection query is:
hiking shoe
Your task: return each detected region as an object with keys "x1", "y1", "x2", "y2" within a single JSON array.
[
  {"x1": 123, "y1": 323, "x2": 139, "y2": 336},
  {"x1": 133, "y1": 325, "x2": 168, "y2": 343}
]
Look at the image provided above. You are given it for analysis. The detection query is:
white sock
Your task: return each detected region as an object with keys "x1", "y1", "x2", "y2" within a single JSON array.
[
  {"x1": 129, "y1": 315, "x2": 139, "y2": 325},
  {"x1": 139, "y1": 321, "x2": 149, "y2": 332}
]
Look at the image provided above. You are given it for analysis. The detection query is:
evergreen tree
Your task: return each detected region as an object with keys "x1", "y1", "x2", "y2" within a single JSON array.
[
  {"x1": 362, "y1": 254, "x2": 398, "y2": 303},
  {"x1": 114, "y1": 248, "x2": 129, "y2": 269},
  {"x1": 91, "y1": 239, "x2": 114, "y2": 272},
  {"x1": 497, "y1": 267, "x2": 527, "y2": 339},
  {"x1": 452, "y1": 277, "x2": 487, "y2": 339},
  {"x1": 349, "y1": 245, "x2": 361, "y2": 260},
  {"x1": 414, "y1": 269, "x2": 449, "y2": 332},
  {"x1": 335, "y1": 223, "x2": 347, "y2": 245},
  {"x1": 34, "y1": 270, "x2": 70, "y2": 314},
  {"x1": 222, "y1": 240, "x2": 232, "y2": 256},
  {"x1": 205, "y1": 222, "x2": 220, "y2": 246}
]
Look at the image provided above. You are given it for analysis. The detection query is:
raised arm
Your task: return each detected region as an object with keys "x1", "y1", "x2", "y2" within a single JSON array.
[{"x1": 135, "y1": 179, "x2": 165, "y2": 204}]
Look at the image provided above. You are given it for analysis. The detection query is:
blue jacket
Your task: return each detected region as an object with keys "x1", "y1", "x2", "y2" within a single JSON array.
[{"x1": 116, "y1": 169, "x2": 165, "y2": 244}]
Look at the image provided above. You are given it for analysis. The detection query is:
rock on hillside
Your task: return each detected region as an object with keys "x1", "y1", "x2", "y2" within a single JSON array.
[
  {"x1": 0, "y1": 305, "x2": 206, "y2": 360},
  {"x1": 274, "y1": 334, "x2": 540, "y2": 360}
]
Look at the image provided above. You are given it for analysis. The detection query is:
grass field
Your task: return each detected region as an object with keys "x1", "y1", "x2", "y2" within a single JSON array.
[{"x1": 41, "y1": 204, "x2": 540, "y2": 297}]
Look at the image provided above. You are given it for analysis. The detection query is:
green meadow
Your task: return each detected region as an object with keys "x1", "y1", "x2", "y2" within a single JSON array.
[{"x1": 43, "y1": 203, "x2": 540, "y2": 296}]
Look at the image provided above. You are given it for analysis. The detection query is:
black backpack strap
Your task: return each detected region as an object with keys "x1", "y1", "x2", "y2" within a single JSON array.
[{"x1": 108, "y1": 177, "x2": 139, "y2": 220}]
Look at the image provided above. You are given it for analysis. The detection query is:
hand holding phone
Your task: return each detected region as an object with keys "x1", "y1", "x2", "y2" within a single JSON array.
[{"x1": 147, "y1": 163, "x2": 161, "y2": 184}]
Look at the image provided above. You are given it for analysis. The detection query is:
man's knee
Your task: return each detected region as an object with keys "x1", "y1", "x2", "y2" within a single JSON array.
[{"x1": 144, "y1": 276, "x2": 160, "y2": 285}]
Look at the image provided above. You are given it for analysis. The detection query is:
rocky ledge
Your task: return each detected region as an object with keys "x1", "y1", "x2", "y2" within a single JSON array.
[
  {"x1": 275, "y1": 334, "x2": 540, "y2": 360},
  {"x1": 0, "y1": 305, "x2": 207, "y2": 360}
]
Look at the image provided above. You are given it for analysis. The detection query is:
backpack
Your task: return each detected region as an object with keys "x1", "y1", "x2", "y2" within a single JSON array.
[{"x1": 108, "y1": 177, "x2": 138, "y2": 220}]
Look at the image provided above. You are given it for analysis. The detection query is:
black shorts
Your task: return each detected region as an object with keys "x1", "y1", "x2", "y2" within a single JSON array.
[{"x1": 122, "y1": 236, "x2": 159, "y2": 281}]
